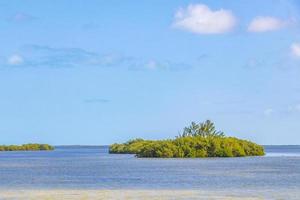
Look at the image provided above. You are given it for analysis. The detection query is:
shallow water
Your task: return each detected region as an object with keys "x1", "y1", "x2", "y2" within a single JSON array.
[{"x1": 0, "y1": 145, "x2": 299, "y2": 193}]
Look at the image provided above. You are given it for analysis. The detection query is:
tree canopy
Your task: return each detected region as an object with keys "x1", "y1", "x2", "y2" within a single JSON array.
[
  {"x1": 109, "y1": 120, "x2": 265, "y2": 158},
  {"x1": 181, "y1": 120, "x2": 225, "y2": 138}
]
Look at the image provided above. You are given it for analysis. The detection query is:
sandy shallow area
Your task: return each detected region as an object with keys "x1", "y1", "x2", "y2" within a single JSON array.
[{"x1": 0, "y1": 189, "x2": 299, "y2": 200}]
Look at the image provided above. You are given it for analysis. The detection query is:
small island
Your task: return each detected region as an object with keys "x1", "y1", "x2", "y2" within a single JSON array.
[
  {"x1": 110, "y1": 120, "x2": 265, "y2": 158},
  {"x1": 0, "y1": 143, "x2": 54, "y2": 151}
]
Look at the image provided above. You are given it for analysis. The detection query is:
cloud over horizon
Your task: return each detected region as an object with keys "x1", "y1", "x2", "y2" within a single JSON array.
[
  {"x1": 8, "y1": 12, "x2": 35, "y2": 22},
  {"x1": 3, "y1": 45, "x2": 192, "y2": 71},
  {"x1": 173, "y1": 4, "x2": 237, "y2": 34},
  {"x1": 7, "y1": 54, "x2": 24, "y2": 65},
  {"x1": 288, "y1": 104, "x2": 300, "y2": 113},
  {"x1": 83, "y1": 98, "x2": 110, "y2": 104},
  {"x1": 291, "y1": 43, "x2": 300, "y2": 58},
  {"x1": 264, "y1": 108, "x2": 274, "y2": 116}
]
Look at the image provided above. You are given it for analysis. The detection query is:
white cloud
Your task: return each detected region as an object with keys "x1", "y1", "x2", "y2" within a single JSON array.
[
  {"x1": 291, "y1": 43, "x2": 300, "y2": 58},
  {"x1": 7, "y1": 54, "x2": 24, "y2": 65},
  {"x1": 264, "y1": 108, "x2": 274, "y2": 116},
  {"x1": 173, "y1": 4, "x2": 237, "y2": 34},
  {"x1": 248, "y1": 17, "x2": 286, "y2": 32}
]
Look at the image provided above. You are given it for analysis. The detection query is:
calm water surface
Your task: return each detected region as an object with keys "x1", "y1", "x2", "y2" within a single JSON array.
[{"x1": 0, "y1": 145, "x2": 299, "y2": 191}]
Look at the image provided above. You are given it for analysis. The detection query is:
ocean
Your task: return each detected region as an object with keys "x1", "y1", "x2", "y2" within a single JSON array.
[{"x1": 0, "y1": 145, "x2": 299, "y2": 197}]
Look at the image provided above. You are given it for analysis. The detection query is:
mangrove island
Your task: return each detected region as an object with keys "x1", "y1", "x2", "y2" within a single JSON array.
[
  {"x1": 0, "y1": 143, "x2": 54, "y2": 151},
  {"x1": 109, "y1": 120, "x2": 265, "y2": 158}
]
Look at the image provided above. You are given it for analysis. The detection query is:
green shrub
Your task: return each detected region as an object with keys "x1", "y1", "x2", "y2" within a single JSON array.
[{"x1": 109, "y1": 120, "x2": 265, "y2": 158}]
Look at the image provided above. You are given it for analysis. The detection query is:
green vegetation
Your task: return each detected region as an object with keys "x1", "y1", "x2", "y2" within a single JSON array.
[
  {"x1": 109, "y1": 120, "x2": 265, "y2": 158},
  {"x1": 0, "y1": 144, "x2": 54, "y2": 151}
]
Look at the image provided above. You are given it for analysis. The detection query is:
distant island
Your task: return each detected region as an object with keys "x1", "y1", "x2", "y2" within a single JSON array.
[
  {"x1": 0, "y1": 144, "x2": 54, "y2": 151},
  {"x1": 109, "y1": 120, "x2": 265, "y2": 158}
]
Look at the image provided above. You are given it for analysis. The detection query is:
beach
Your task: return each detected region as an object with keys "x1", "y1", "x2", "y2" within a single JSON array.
[{"x1": 1, "y1": 189, "x2": 300, "y2": 200}]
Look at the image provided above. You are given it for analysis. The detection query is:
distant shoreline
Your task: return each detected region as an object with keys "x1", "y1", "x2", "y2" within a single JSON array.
[
  {"x1": 0, "y1": 144, "x2": 54, "y2": 151},
  {"x1": 52, "y1": 145, "x2": 300, "y2": 147}
]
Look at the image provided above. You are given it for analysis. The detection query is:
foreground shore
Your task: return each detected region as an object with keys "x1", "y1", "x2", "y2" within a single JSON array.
[{"x1": 0, "y1": 189, "x2": 299, "y2": 200}]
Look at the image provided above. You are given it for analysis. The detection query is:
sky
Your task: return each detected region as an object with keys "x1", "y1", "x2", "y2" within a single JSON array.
[{"x1": 0, "y1": 0, "x2": 300, "y2": 145}]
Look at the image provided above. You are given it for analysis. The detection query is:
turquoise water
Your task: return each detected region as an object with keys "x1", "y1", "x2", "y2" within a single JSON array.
[{"x1": 0, "y1": 145, "x2": 299, "y2": 191}]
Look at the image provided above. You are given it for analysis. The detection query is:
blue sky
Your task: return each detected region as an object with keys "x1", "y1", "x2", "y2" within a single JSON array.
[{"x1": 0, "y1": 0, "x2": 300, "y2": 145}]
